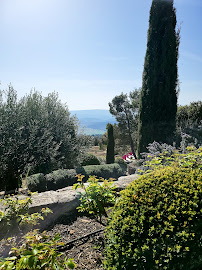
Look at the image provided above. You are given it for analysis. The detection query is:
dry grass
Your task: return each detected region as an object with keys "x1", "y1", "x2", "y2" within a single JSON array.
[{"x1": 88, "y1": 146, "x2": 106, "y2": 159}]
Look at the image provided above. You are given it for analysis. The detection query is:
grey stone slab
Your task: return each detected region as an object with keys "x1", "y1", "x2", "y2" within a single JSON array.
[{"x1": 0, "y1": 174, "x2": 139, "y2": 229}]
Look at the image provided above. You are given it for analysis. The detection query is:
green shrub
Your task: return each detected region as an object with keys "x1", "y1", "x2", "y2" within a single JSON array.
[
  {"x1": 45, "y1": 169, "x2": 77, "y2": 191},
  {"x1": 115, "y1": 157, "x2": 127, "y2": 170},
  {"x1": 27, "y1": 163, "x2": 126, "y2": 192},
  {"x1": 27, "y1": 173, "x2": 46, "y2": 192},
  {"x1": 0, "y1": 194, "x2": 75, "y2": 269},
  {"x1": 0, "y1": 230, "x2": 76, "y2": 269},
  {"x1": 73, "y1": 175, "x2": 117, "y2": 222},
  {"x1": 0, "y1": 193, "x2": 52, "y2": 240},
  {"x1": 77, "y1": 163, "x2": 126, "y2": 181},
  {"x1": 104, "y1": 162, "x2": 202, "y2": 269},
  {"x1": 80, "y1": 153, "x2": 100, "y2": 166}
]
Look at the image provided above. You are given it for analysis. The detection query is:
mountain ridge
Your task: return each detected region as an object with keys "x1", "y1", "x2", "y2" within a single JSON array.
[{"x1": 70, "y1": 109, "x2": 117, "y2": 135}]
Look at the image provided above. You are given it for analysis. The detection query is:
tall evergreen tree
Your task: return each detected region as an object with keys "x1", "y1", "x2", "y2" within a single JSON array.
[
  {"x1": 106, "y1": 124, "x2": 115, "y2": 164},
  {"x1": 137, "y1": 0, "x2": 180, "y2": 156}
]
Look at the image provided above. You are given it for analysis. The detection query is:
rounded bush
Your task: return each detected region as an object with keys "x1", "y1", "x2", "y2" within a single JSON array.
[
  {"x1": 46, "y1": 169, "x2": 77, "y2": 191},
  {"x1": 115, "y1": 157, "x2": 127, "y2": 170},
  {"x1": 80, "y1": 153, "x2": 100, "y2": 166},
  {"x1": 104, "y1": 165, "x2": 202, "y2": 270},
  {"x1": 78, "y1": 163, "x2": 126, "y2": 181},
  {"x1": 27, "y1": 173, "x2": 46, "y2": 192}
]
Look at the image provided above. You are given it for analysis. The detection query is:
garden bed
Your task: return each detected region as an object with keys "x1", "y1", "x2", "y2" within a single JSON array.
[{"x1": 46, "y1": 211, "x2": 106, "y2": 269}]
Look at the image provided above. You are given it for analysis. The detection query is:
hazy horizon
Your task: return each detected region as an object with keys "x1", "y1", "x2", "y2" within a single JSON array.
[{"x1": 1, "y1": 0, "x2": 202, "y2": 110}]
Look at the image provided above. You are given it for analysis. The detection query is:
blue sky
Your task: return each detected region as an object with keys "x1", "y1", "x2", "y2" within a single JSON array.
[{"x1": 0, "y1": 0, "x2": 201, "y2": 110}]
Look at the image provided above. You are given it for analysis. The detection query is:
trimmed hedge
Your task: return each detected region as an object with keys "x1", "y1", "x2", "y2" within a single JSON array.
[
  {"x1": 104, "y1": 165, "x2": 202, "y2": 269},
  {"x1": 80, "y1": 153, "x2": 100, "y2": 166},
  {"x1": 77, "y1": 163, "x2": 126, "y2": 181},
  {"x1": 27, "y1": 173, "x2": 46, "y2": 192},
  {"x1": 115, "y1": 157, "x2": 127, "y2": 171},
  {"x1": 45, "y1": 169, "x2": 77, "y2": 191},
  {"x1": 27, "y1": 163, "x2": 126, "y2": 192}
]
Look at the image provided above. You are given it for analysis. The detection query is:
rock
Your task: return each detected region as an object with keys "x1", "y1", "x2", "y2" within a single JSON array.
[
  {"x1": 0, "y1": 174, "x2": 139, "y2": 229},
  {"x1": 114, "y1": 174, "x2": 139, "y2": 190}
]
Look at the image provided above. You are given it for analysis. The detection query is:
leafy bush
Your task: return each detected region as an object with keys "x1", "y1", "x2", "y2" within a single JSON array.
[
  {"x1": 104, "y1": 149, "x2": 202, "y2": 269},
  {"x1": 73, "y1": 175, "x2": 117, "y2": 222},
  {"x1": 177, "y1": 101, "x2": 202, "y2": 127},
  {"x1": 0, "y1": 194, "x2": 75, "y2": 269},
  {"x1": 115, "y1": 157, "x2": 127, "y2": 170},
  {"x1": 27, "y1": 163, "x2": 126, "y2": 192},
  {"x1": 0, "y1": 230, "x2": 76, "y2": 270},
  {"x1": 78, "y1": 163, "x2": 126, "y2": 181},
  {"x1": 0, "y1": 86, "x2": 92, "y2": 192},
  {"x1": 27, "y1": 173, "x2": 46, "y2": 192},
  {"x1": 80, "y1": 153, "x2": 100, "y2": 166},
  {"x1": 0, "y1": 193, "x2": 52, "y2": 240},
  {"x1": 45, "y1": 169, "x2": 77, "y2": 191}
]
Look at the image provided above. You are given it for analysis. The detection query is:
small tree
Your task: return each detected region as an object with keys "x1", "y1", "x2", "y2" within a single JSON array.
[
  {"x1": 0, "y1": 86, "x2": 90, "y2": 191},
  {"x1": 106, "y1": 124, "x2": 115, "y2": 164},
  {"x1": 109, "y1": 89, "x2": 140, "y2": 158}
]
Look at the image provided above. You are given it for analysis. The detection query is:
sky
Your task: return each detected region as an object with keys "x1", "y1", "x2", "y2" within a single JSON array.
[{"x1": 0, "y1": 0, "x2": 202, "y2": 110}]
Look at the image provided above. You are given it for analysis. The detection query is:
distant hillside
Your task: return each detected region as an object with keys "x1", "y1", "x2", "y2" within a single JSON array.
[{"x1": 70, "y1": 110, "x2": 117, "y2": 135}]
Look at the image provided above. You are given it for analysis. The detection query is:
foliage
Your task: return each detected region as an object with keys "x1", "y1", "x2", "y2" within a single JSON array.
[
  {"x1": 73, "y1": 174, "x2": 117, "y2": 222},
  {"x1": 114, "y1": 157, "x2": 127, "y2": 170},
  {"x1": 45, "y1": 169, "x2": 77, "y2": 191},
  {"x1": 106, "y1": 124, "x2": 115, "y2": 164},
  {"x1": 80, "y1": 153, "x2": 100, "y2": 166},
  {"x1": 0, "y1": 193, "x2": 52, "y2": 239},
  {"x1": 0, "y1": 230, "x2": 76, "y2": 269},
  {"x1": 139, "y1": 144, "x2": 202, "y2": 174},
  {"x1": 0, "y1": 86, "x2": 84, "y2": 191},
  {"x1": 78, "y1": 163, "x2": 126, "y2": 181},
  {"x1": 177, "y1": 101, "x2": 202, "y2": 128},
  {"x1": 111, "y1": 124, "x2": 131, "y2": 156},
  {"x1": 0, "y1": 194, "x2": 76, "y2": 269},
  {"x1": 27, "y1": 163, "x2": 126, "y2": 192},
  {"x1": 138, "y1": 0, "x2": 180, "y2": 156},
  {"x1": 176, "y1": 101, "x2": 202, "y2": 149},
  {"x1": 104, "y1": 148, "x2": 202, "y2": 269},
  {"x1": 109, "y1": 89, "x2": 140, "y2": 158},
  {"x1": 27, "y1": 174, "x2": 46, "y2": 193}
]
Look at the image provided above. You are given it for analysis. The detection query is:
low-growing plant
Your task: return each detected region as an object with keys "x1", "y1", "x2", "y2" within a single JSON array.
[
  {"x1": 115, "y1": 157, "x2": 127, "y2": 170},
  {"x1": 79, "y1": 163, "x2": 126, "y2": 181},
  {"x1": 0, "y1": 193, "x2": 52, "y2": 238},
  {"x1": 137, "y1": 144, "x2": 202, "y2": 174},
  {"x1": 80, "y1": 153, "x2": 100, "y2": 166},
  {"x1": 26, "y1": 173, "x2": 47, "y2": 192},
  {"x1": 104, "y1": 148, "x2": 202, "y2": 269},
  {"x1": 73, "y1": 174, "x2": 117, "y2": 222},
  {"x1": 0, "y1": 230, "x2": 76, "y2": 269},
  {"x1": 0, "y1": 193, "x2": 76, "y2": 269},
  {"x1": 45, "y1": 169, "x2": 77, "y2": 191}
]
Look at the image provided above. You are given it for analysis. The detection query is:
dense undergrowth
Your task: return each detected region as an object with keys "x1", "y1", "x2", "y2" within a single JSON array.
[
  {"x1": 0, "y1": 194, "x2": 76, "y2": 269},
  {"x1": 1, "y1": 146, "x2": 201, "y2": 269},
  {"x1": 104, "y1": 147, "x2": 202, "y2": 269}
]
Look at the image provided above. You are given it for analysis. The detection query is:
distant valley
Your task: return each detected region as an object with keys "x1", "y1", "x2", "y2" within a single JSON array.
[{"x1": 70, "y1": 110, "x2": 117, "y2": 135}]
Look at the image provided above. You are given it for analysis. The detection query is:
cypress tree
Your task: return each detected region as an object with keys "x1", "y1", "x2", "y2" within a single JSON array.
[
  {"x1": 106, "y1": 124, "x2": 115, "y2": 164},
  {"x1": 137, "y1": 0, "x2": 180, "y2": 156}
]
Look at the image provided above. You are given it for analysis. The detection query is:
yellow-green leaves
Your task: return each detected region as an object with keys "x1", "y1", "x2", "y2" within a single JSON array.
[
  {"x1": 0, "y1": 230, "x2": 76, "y2": 269},
  {"x1": 104, "y1": 148, "x2": 202, "y2": 270},
  {"x1": 73, "y1": 174, "x2": 117, "y2": 222}
]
